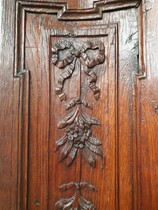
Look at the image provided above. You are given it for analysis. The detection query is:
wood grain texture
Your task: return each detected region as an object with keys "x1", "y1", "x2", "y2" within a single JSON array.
[
  {"x1": 136, "y1": 1, "x2": 158, "y2": 210},
  {"x1": 16, "y1": 1, "x2": 140, "y2": 20},
  {"x1": 15, "y1": 2, "x2": 138, "y2": 209},
  {"x1": 1, "y1": 0, "x2": 158, "y2": 210},
  {"x1": 24, "y1": 12, "x2": 118, "y2": 208},
  {"x1": 0, "y1": 1, "x2": 16, "y2": 210}
]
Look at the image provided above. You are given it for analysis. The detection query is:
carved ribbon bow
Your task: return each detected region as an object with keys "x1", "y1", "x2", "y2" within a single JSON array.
[{"x1": 52, "y1": 40, "x2": 105, "y2": 101}]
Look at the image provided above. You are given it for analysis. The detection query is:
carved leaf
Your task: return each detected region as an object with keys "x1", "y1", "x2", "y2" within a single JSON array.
[
  {"x1": 79, "y1": 196, "x2": 96, "y2": 210},
  {"x1": 77, "y1": 116, "x2": 85, "y2": 130},
  {"x1": 58, "y1": 108, "x2": 78, "y2": 129},
  {"x1": 59, "y1": 182, "x2": 76, "y2": 192},
  {"x1": 82, "y1": 148, "x2": 96, "y2": 168},
  {"x1": 81, "y1": 112, "x2": 100, "y2": 126},
  {"x1": 88, "y1": 136, "x2": 102, "y2": 146},
  {"x1": 85, "y1": 142, "x2": 103, "y2": 158},
  {"x1": 56, "y1": 135, "x2": 67, "y2": 150},
  {"x1": 59, "y1": 141, "x2": 73, "y2": 162},
  {"x1": 66, "y1": 147, "x2": 78, "y2": 167},
  {"x1": 79, "y1": 182, "x2": 96, "y2": 192},
  {"x1": 56, "y1": 181, "x2": 97, "y2": 209},
  {"x1": 55, "y1": 196, "x2": 75, "y2": 210}
]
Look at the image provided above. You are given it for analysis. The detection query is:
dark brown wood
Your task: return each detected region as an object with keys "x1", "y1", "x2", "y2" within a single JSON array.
[{"x1": 1, "y1": 0, "x2": 158, "y2": 210}]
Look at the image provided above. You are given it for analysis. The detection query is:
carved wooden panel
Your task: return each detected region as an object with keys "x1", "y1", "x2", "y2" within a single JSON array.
[
  {"x1": 14, "y1": 1, "x2": 140, "y2": 210},
  {"x1": 51, "y1": 28, "x2": 109, "y2": 209},
  {"x1": 49, "y1": 23, "x2": 117, "y2": 210},
  {"x1": 52, "y1": 37, "x2": 105, "y2": 165}
]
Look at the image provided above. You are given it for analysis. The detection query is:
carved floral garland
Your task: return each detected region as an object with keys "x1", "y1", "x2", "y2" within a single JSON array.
[
  {"x1": 52, "y1": 39, "x2": 105, "y2": 209},
  {"x1": 56, "y1": 107, "x2": 103, "y2": 168}
]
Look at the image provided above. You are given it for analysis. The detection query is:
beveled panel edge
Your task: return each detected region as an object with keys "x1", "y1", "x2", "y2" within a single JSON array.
[
  {"x1": 17, "y1": 0, "x2": 141, "y2": 21},
  {"x1": 13, "y1": 1, "x2": 141, "y2": 209}
]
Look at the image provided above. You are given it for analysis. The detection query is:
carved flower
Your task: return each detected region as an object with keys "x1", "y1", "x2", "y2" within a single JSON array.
[{"x1": 56, "y1": 108, "x2": 103, "y2": 167}]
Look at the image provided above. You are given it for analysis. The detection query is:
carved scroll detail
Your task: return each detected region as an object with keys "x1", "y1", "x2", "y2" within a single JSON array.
[{"x1": 55, "y1": 182, "x2": 97, "y2": 210}]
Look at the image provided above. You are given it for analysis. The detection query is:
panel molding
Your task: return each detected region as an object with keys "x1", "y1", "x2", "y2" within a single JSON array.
[
  {"x1": 16, "y1": 1, "x2": 141, "y2": 21},
  {"x1": 14, "y1": 1, "x2": 142, "y2": 75},
  {"x1": 14, "y1": 0, "x2": 142, "y2": 74},
  {"x1": 13, "y1": 1, "x2": 142, "y2": 210},
  {"x1": 13, "y1": 70, "x2": 30, "y2": 210},
  {"x1": 14, "y1": 1, "x2": 118, "y2": 208},
  {"x1": 49, "y1": 24, "x2": 118, "y2": 209}
]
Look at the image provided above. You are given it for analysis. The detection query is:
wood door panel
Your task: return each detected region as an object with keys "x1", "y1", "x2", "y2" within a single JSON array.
[
  {"x1": 50, "y1": 28, "x2": 117, "y2": 209},
  {"x1": 12, "y1": 1, "x2": 139, "y2": 210},
  {"x1": 17, "y1": 0, "x2": 137, "y2": 209},
  {"x1": 2, "y1": 1, "x2": 158, "y2": 210},
  {"x1": 24, "y1": 9, "x2": 118, "y2": 208}
]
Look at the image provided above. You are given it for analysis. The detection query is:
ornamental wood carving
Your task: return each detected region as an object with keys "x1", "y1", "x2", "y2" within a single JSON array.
[
  {"x1": 12, "y1": 0, "x2": 141, "y2": 209},
  {"x1": 18, "y1": 18, "x2": 118, "y2": 209},
  {"x1": 52, "y1": 40, "x2": 105, "y2": 168},
  {"x1": 51, "y1": 36, "x2": 106, "y2": 208},
  {"x1": 56, "y1": 107, "x2": 103, "y2": 167},
  {"x1": 55, "y1": 182, "x2": 97, "y2": 209},
  {"x1": 52, "y1": 40, "x2": 105, "y2": 101}
]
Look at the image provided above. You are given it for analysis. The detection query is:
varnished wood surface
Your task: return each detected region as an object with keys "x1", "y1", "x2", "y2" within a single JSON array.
[
  {"x1": 0, "y1": 0, "x2": 158, "y2": 210},
  {"x1": 137, "y1": 1, "x2": 158, "y2": 209}
]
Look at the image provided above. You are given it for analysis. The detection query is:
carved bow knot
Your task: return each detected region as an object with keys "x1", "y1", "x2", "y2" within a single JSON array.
[{"x1": 52, "y1": 40, "x2": 105, "y2": 101}]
